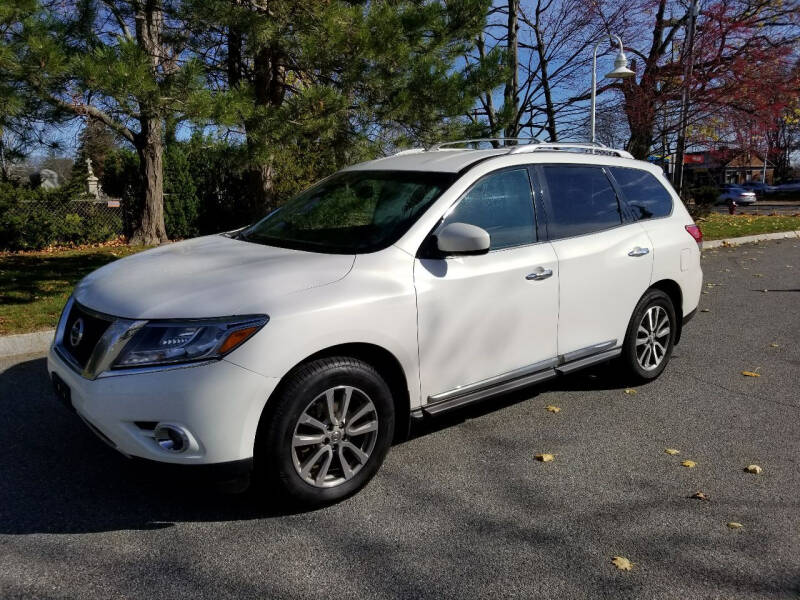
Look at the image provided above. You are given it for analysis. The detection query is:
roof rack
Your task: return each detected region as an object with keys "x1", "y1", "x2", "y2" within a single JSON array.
[
  {"x1": 394, "y1": 138, "x2": 634, "y2": 160},
  {"x1": 507, "y1": 141, "x2": 633, "y2": 159},
  {"x1": 426, "y1": 137, "x2": 543, "y2": 151}
]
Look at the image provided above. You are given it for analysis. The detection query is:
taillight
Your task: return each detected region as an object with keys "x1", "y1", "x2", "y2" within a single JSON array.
[{"x1": 685, "y1": 224, "x2": 703, "y2": 245}]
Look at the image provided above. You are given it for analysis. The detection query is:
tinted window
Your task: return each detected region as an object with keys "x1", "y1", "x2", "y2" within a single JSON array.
[
  {"x1": 241, "y1": 170, "x2": 455, "y2": 253},
  {"x1": 441, "y1": 169, "x2": 535, "y2": 250},
  {"x1": 539, "y1": 166, "x2": 622, "y2": 239},
  {"x1": 610, "y1": 167, "x2": 673, "y2": 220}
]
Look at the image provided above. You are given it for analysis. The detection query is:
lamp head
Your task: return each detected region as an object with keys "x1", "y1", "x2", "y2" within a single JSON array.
[{"x1": 605, "y1": 50, "x2": 635, "y2": 79}]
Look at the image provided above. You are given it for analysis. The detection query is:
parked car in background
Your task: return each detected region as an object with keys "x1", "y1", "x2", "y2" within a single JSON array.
[
  {"x1": 773, "y1": 180, "x2": 800, "y2": 193},
  {"x1": 740, "y1": 181, "x2": 775, "y2": 196},
  {"x1": 717, "y1": 184, "x2": 756, "y2": 205},
  {"x1": 48, "y1": 140, "x2": 703, "y2": 506}
]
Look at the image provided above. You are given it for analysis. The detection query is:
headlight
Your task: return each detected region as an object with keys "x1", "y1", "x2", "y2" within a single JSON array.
[{"x1": 113, "y1": 315, "x2": 268, "y2": 369}]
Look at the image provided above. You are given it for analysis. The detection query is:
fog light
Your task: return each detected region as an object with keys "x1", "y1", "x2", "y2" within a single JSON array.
[{"x1": 153, "y1": 423, "x2": 190, "y2": 453}]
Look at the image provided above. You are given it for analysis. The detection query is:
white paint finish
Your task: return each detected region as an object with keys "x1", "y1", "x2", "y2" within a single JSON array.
[
  {"x1": 223, "y1": 245, "x2": 423, "y2": 407},
  {"x1": 551, "y1": 223, "x2": 653, "y2": 356},
  {"x1": 345, "y1": 148, "x2": 507, "y2": 173},
  {"x1": 681, "y1": 248, "x2": 691, "y2": 272},
  {"x1": 74, "y1": 234, "x2": 355, "y2": 319},
  {"x1": 414, "y1": 243, "x2": 559, "y2": 399},
  {"x1": 639, "y1": 176, "x2": 702, "y2": 317},
  {"x1": 47, "y1": 346, "x2": 279, "y2": 463}
]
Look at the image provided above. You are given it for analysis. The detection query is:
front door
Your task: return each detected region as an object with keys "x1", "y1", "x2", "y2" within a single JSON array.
[{"x1": 414, "y1": 168, "x2": 559, "y2": 402}]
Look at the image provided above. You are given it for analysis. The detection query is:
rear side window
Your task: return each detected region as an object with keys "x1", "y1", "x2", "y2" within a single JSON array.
[
  {"x1": 538, "y1": 165, "x2": 622, "y2": 239},
  {"x1": 441, "y1": 168, "x2": 536, "y2": 250},
  {"x1": 609, "y1": 167, "x2": 673, "y2": 220}
]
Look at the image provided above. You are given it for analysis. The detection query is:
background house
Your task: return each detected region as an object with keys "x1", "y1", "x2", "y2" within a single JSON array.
[{"x1": 683, "y1": 149, "x2": 774, "y2": 187}]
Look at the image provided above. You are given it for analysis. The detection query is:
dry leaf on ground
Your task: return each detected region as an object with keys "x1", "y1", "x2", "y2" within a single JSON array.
[
  {"x1": 611, "y1": 556, "x2": 634, "y2": 571},
  {"x1": 665, "y1": 448, "x2": 680, "y2": 455},
  {"x1": 624, "y1": 388, "x2": 637, "y2": 395},
  {"x1": 744, "y1": 464, "x2": 762, "y2": 474},
  {"x1": 535, "y1": 453, "x2": 555, "y2": 462},
  {"x1": 727, "y1": 522, "x2": 743, "y2": 529},
  {"x1": 701, "y1": 309, "x2": 710, "y2": 313},
  {"x1": 682, "y1": 460, "x2": 697, "y2": 468},
  {"x1": 545, "y1": 405, "x2": 561, "y2": 413},
  {"x1": 741, "y1": 371, "x2": 761, "y2": 377},
  {"x1": 690, "y1": 491, "x2": 710, "y2": 501},
  {"x1": 770, "y1": 343, "x2": 780, "y2": 348}
]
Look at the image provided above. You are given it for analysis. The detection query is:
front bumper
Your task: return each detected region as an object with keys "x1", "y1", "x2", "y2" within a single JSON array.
[{"x1": 47, "y1": 345, "x2": 280, "y2": 465}]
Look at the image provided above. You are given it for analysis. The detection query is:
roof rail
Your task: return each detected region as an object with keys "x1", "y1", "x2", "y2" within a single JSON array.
[
  {"x1": 508, "y1": 142, "x2": 634, "y2": 159},
  {"x1": 426, "y1": 137, "x2": 543, "y2": 151},
  {"x1": 391, "y1": 148, "x2": 426, "y2": 156}
]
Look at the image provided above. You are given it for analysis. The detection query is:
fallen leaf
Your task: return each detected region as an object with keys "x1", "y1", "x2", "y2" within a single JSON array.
[
  {"x1": 690, "y1": 491, "x2": 710, "y2": 501},
  {"x1": 535, "y1": 453, "x2": 555, "y2": 462},
  {"x1": 545, "y1": 405, "x2": 561, "y2": 413},
  {"x1": 744, "y1": 464, "x2": 762, "y2": 475},
  {"x1": 611, "y1": 556, "x2": 635, "y2": 571},
  {"x1": 681, "y1": 460, "x2": 697, "y2": 468},
  {"x1": 665, "y1": 448, "x2": 680, "y2": 455},
  {"x1": 700, "y1": 308, "x2": 710, "y2": 313},
  {"x1": 727, "y1": 522, "x2": 743, "y2": 529},
  {"x1": 741, "y1": 371, "x2": 761, "y2": 377},
  {"x1": 624, "y1": 388, "x2": 637, "y2": 395},
  {"x1": 702, "y1": 291, "x2": 710, "y2": 295},
  {"x1": 754, "y1": 273, "x2": 764, "y2": 278},
  {"x1": 770, "y1": 343, "x2": 780, "y2": 348}
]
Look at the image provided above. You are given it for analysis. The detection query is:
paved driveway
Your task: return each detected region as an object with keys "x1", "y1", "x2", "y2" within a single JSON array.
[{"x1": 1, "y1": 240, "x2": 799, "y2": 599}]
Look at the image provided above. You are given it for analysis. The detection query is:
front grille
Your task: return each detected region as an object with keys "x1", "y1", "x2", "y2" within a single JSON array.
[{"x1": 61, "y1": 303, "x2": 112, "y2": 368}]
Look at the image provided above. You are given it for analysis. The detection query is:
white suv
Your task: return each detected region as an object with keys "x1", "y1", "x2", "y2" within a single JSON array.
[{"x1": 48, "y1": 141, "x2": 703, "y2": 505}]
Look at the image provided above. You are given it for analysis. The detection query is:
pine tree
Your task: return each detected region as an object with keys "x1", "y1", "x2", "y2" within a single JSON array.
[
  {"x1": 184, "y1": 0, "x2": 502, "y2": 215},
  {"x1": 9, "y1": 1, "x2": 211, "y2": 244}
]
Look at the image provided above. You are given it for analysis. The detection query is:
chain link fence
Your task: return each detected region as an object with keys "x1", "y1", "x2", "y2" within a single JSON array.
[{"x1": 1, "y1": 193, "x2": 127, "y2": 251}]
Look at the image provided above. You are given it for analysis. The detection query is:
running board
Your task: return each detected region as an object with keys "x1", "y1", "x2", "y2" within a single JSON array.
[{"x1": 419, "y1": 344, "x2": 620, "y2": 418}]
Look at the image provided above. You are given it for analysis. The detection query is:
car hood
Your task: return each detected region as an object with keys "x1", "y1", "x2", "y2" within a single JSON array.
[{"x1": 74, "y1": 235, "x2": 355, "y2": 319}]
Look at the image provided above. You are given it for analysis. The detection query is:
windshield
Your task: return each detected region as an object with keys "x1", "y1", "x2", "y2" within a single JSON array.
[{"x1": 239, "y1": 170, "x2": 456, "y2": 253}]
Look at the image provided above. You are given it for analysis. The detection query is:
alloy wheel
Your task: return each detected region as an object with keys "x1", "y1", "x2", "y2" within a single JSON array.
[
  {"x1": 635, "y1": 305, "x2": 671, "y2": 371},
  {"x1": 291, "y1": 385, "x2": 379, "y2": 488}
]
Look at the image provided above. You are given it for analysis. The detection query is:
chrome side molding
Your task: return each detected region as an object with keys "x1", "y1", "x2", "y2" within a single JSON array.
[{"x1": 422, "y1": 340, "x2": 620, "y2": 416}]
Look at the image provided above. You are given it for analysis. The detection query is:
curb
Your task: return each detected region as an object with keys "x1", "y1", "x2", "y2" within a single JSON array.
[
  {"x1": 0, "y1": 330, "x2": 55, "y2": 359},
  {"x1": 702, "y1": 229, "x2": 800, "y2": 250}
]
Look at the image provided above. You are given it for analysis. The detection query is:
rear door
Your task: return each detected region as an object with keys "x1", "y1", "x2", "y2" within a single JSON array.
[{"x1": 534, "y1": 164, "x2": 653, "y2": 358}]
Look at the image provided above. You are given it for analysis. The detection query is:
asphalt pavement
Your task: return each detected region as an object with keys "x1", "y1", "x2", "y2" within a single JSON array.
[{"x1": 1, "y1": 240, "x2": 799, "y2": 599}]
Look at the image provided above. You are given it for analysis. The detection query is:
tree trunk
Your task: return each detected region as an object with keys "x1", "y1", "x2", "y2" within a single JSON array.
[
  {"x1": 246, "y1": 44, "x2": 285, "y2": 216},
  {"x1": 503, "y1": 0, "x2": 519, "y2": 142},
  {"x1": 534, "y1": 2, "x2": 556, "y2": 142},
  {"x1": 131, "y1": 117, "x2": 168, "y2": 245}
]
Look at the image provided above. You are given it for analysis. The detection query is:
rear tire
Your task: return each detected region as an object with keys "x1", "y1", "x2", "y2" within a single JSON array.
[
  {"x1": 619, "y1": 289, "x2": 676, "y2": 382},
  {"x1": 255, "y1": 357, "x2": 395, "y2": 507}
]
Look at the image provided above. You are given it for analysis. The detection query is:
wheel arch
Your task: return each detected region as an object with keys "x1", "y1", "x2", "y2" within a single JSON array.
[
  {"x1": 258, "y1": 342, "x2": 412, "y2": 445},
  {"x1": 649, "y1": 279, "x2": 684, "y2": 344}
]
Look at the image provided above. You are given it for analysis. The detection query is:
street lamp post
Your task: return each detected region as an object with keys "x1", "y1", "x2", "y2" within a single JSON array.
[{"x1": 590, "y1": 34, "x2": 635, "y2": 143}]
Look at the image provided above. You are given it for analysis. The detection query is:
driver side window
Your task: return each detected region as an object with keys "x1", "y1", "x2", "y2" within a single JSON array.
[{"x1": 440, "y1": 169, "x2": 536, "y2": 250}]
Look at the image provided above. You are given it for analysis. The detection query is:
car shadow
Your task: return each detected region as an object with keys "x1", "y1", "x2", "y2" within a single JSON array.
[{"x1": 0, "y1": 354, "x2": 638, "y2": 536}]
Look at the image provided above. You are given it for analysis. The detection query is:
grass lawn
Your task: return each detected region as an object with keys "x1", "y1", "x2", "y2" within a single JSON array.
[
  {"x1": 0, "y1": 245, "x2": 147, "y2": 336},
  {"x1": 698, "y1": 213, "x2": 800, "y2": 241}
]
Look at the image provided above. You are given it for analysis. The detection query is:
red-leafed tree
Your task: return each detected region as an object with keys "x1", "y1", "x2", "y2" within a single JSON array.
[{"x1": 592, "y1": 0, "x2": 800, "y2": 161}]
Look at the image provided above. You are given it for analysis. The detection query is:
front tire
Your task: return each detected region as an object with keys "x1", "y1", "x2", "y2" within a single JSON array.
[
  {"x1": 255, "y1": 357, "x2": 395, "y2": 506},
  {"x1": 619, "y1": 289, "x2": 676, "y2": 382}
]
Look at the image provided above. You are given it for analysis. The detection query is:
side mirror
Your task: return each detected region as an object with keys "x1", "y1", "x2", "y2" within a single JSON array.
[{"x1": 435, "y1": 222, "x2": 490, "y2": 256}]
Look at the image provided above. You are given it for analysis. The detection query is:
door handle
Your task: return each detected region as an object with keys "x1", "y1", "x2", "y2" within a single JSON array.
[
  {"x1": 526, "y1": 267, "x2": 553, "y2": 281},
  {"x1": 628, "y1": 247, "x2": 650, "y2": 257}
]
